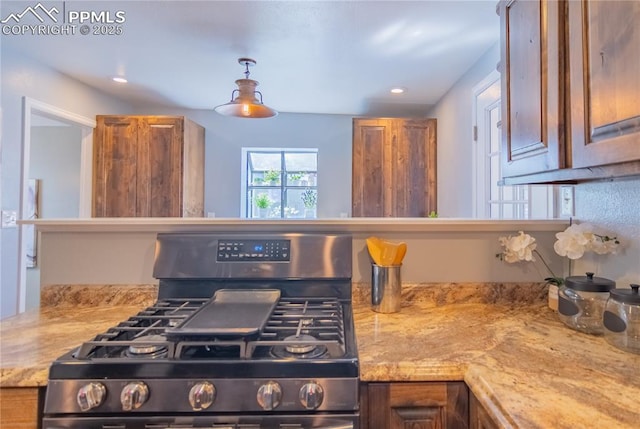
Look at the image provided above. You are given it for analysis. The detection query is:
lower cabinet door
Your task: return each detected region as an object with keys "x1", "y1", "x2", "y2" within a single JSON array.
[
  {"x1": 361, "y1": 382, "x2": 469, "y2": 429},
  {"x1": 0, "y1": 387, "x2": 42, "y2": 429}
]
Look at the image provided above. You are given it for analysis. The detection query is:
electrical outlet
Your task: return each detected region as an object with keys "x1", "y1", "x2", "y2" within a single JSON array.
[
  {"x1": 1, "y1": 210, "x2": 17, "y2": 228},
  {"x1": 560, "y1": 186, "x2": 574, "y2": 217}
]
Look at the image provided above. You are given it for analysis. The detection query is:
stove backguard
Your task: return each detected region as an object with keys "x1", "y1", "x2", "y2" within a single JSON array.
[{"x1": 153, "y1": 233, "x2": 353, "y2": 285}]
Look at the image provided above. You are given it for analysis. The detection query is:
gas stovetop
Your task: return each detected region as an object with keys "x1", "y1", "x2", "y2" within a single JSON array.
[
  {"x1": 70, "y1": 295, "x2": 349, "y2": 361},
  {"x1": 44, "y1": 233, "x2": 359, "y2": 425},
  {"x1": 49, "y1": 290, "x2": 358, "y2": 380}
]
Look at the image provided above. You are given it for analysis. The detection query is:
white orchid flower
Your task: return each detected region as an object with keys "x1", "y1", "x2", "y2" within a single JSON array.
[
  {"x1": 553, "y1": 223, "x2": 620, "y2": 259},
  {"x1": 498, "y1": 231, "x2": 537, "y2": 263}
]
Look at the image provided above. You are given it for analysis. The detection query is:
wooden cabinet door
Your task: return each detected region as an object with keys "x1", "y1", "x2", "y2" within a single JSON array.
[
  {"x1": 352, "y1": 118, "x2": 437, "y2": 217},
  {"x1": 568, "y1": 0, "x2": 640, "y2": 168},
  {"x1": 499, "y1": 0, "x2": 566, "y2": 177},
  {"x1": 93, "y1": 116, "x2": 139, "y2": 217},
  {"x1": 352, "y1": 119, "x2": 386, "y2": 217},
  {"x1": 137, "y1": 117, "x2": 184, "y2": 217},
  {"x1": 363, "y1": 382, "x2": 468, "y2": 429},
  {"x1": 469, "y1": 392, "x2": 499, "y2": 429},
  {"x1": 0, "y1": 387, "x2": 42, "y2": 429}
]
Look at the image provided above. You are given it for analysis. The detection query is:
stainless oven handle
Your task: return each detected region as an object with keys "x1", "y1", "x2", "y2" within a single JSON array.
[{"x1": 318, "y1": 425, "x2": 353, "y2": 429}]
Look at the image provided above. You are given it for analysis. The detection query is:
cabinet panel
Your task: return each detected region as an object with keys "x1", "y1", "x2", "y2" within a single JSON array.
[
  {"x1": 93, "y1": 115, "x2": 204, "y2": 217},
  {"x1": 93, "y1": 116, "x2": 138, "y2": 217},
  {"x1": 363, "y1": 382, "x2": 468, "y2": 429},
  {"x1": 0, "y1": 387, "x2": 42, "y2": 429},
  {"x1": 138, "y1": 117, "x2": 183, "y2": 217},
  {"x1": 352, "y1": 118, "x2": 437, "y2": 217},
  {"x1": 469, "y1": 392, "x2": 499, "y2": 429},
  {"x1": 569, "y1": 0, "x2": 640, "y2": 168},
  {"x1": 499, "y1": 0, "x2": 565, "y2": 177},
  {"x1": 352, "y1": 122, "x2": 385, "y2": 217}
]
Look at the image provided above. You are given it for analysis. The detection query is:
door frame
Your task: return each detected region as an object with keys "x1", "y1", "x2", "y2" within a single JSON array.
[
  {"x1": 472, "y1": 70, "x2": 501, "y2": 218},
  {"x1": 18, "y1": 97, "x2": 96, "y2": 312}
]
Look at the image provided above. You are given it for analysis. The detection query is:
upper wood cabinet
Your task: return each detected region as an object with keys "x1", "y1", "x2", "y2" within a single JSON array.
[
  {"x1": 499, "y1": 0, "x2": 640, "y2": 184},
  {"x1": 568, "y1": 0, "x2": 640, "y2": 168},
  {"x1": 93, "y1": 115, "x2": 205, "y2": 217},
  {"x1": 499, "y1": 0, "x2": 566, "y2": 178},
  {"x1": 352, "y1": 118, "x2": 437, "y2": 217}
]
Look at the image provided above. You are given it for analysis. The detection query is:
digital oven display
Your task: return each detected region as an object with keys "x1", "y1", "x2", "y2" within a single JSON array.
[{"x1": 216, "y1": 240, "x2": 290, "y2": 262}]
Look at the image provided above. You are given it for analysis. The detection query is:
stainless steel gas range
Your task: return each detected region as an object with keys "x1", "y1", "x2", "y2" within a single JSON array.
[{"x1": 43, "y1": 233, "x2": 359, "y2": 429}]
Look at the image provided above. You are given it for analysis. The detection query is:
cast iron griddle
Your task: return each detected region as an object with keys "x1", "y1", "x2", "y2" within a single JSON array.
[{"x1": 165, "y1": 289, "x2": 281, "y2": 338}]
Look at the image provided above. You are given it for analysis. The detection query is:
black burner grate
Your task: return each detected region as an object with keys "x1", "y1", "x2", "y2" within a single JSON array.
[{"x1": 74, "y1": 297, "x2": 347, "y2": 361}]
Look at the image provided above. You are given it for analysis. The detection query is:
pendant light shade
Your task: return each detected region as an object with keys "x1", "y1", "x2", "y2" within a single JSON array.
[{"x1": 214, "y1": 58, "x2": 278, "y2": 118}]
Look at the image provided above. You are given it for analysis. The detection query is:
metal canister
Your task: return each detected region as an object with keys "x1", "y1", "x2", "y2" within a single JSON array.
[{"x1": 371, "y1": 264, "x2": 402, "y2": 313}]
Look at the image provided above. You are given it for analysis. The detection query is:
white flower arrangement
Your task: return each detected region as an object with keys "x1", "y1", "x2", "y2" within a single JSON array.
[
  {"x1": 496, "y1": 223, "x2": 620, "y2": 286},
  {"x1": 553, "y1": 223, "x2": 620, "y2": 259}
]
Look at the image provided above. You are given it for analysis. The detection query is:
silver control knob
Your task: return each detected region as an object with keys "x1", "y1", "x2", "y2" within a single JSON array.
[
  {"x1": 189, "y1": 381, "x2": 216, "y2": 411},
  {"x1": 256, "y1": 381, "x2": 282, "y2": 410},
  {"x1": 76, "y1": 382, "x2": 106, "y2": 411},
  {"x1": 120, "y1": 381, "x2": 149, "y2": 411},
  {"x1": 299, "y1": 382, "x2": 324, "y2": 410}
]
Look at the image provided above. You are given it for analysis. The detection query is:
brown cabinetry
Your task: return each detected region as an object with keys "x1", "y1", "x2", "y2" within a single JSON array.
[
  {"x1": 93, "y1": 115, "x2": 205, "y2": 217},
  {"x1": 498, "y1": 0, "x2": 640, "y2": 184},
  {"x1": 469, "y1": 392, "x2": 499, "y2": 429},
  {"x1": 352, "y1": 118, "x2": 437, "y2": 217},
  {"x1": 360, "y1": 382, "x2": 468, "y2": 429},
  {"x1": 567, "y1": 0, "x2": 640, "y2": 169},
  {"x1": 499, "y1": 0, "x2": 565, "y2": 178},
  {"x1": 0, "y1": 387, "x2": 43, "y2": 429}
]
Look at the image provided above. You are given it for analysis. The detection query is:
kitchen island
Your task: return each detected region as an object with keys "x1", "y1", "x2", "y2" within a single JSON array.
[{"x1": 1, "y1": 284, "x2": 638, "y2": 428}]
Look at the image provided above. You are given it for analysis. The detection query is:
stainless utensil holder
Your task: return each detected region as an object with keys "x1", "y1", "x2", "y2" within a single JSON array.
[{"x1": 371, "y1": 264, "x2": 402, "y2": 313}]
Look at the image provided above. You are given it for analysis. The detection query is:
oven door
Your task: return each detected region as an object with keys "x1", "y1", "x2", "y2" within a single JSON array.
[{"x1": 43, "y1": 414, "x2": 358, "y2": 429}]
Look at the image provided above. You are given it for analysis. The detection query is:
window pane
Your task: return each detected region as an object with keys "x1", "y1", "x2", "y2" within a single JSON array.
[
  {"x1": 250, "y1": 189, "x2": 281, "y2": 218},
  {"x1": 503, "y1": 185, "x2": 513, "y2": 201},
  {"x1": 284, "y1": 152, "x2": 317, "y2": 171},
  {"x1": 490, "y1": 203, "x2": 500, "y2": 218},
  {"x1": 503, "y1": 204, "x2": 514, "y2": 219},
  {"x1": 249, "y1": 152, "x2": 281, "y2": 171}
]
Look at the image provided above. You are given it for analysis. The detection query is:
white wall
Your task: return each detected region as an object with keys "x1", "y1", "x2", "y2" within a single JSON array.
[
  {"x1": 31, "y1": 125, "x2": 83, "y2": 218},
  {"x1": 25, "y1": 125, "x2": 84, "y2": 309},
  {"x1": 129, "y1": 107, "x2": 354, "y2": 218},
  {"x1": 427, "y1": 43, "x2": 501, "y2": 217},
  {"x1": 574, "y1": 179, "x2": 640, "y2": 286},
  {"x1": 0, "y1": 47, "x2": 132, "y2": 318}
]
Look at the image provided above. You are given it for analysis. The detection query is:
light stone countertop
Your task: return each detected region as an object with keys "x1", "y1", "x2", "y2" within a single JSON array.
[
  {"x1": 1, "y1": 284, "x2": 639, "y2": 428},
  {"x1": 353, "y1": 288, "x2": 640, "y2": 428}
]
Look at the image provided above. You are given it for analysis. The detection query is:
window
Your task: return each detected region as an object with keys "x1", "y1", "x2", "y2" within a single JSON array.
[{"x1": 243, "y1": 149, "x2": 318, "y2": 218}]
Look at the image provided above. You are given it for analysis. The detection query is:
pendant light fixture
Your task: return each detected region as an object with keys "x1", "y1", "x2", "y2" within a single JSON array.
[{"x1": 214, "y1": 58, "x2": 278, "y2": 118}]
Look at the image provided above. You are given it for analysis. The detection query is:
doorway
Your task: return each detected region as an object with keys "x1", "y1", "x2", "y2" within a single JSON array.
[
  {"x1": 19, "y1": 97, "x2": 95, "y2": 311},
  {"x1": 472, "y1": 73, "x2": 557, "y2": 219}
]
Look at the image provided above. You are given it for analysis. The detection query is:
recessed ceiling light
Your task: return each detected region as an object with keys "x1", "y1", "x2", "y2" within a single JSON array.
[
  {"x1": 112, "y1": 77, "x2": 128, "y2": 83},
  {"x1": 390, "y1": 87, "x2": 406, "y2": 94}
]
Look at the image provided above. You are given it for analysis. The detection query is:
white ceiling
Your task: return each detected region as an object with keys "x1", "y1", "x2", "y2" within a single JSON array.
[{"x1": 1, "y1": 0, "x2": 500, "y2": 116}]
